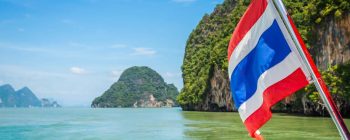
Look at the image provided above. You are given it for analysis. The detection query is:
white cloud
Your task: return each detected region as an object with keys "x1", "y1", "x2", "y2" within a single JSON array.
[
  {"x1": 70, "y1": 67, "x2": 87, "y2": 75},
  {"x1": 0, "y1": 80, "x2": 4, "y2": 85},
  {"x1": 172, "y1": 0, "x2": 196, "y2": 3},
  {"x1": 131, "y1": 47, "x2": 156, "y2": 56}
]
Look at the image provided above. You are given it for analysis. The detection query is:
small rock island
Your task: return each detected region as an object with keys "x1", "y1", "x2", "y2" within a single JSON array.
[{"x1": 91, "y1": 66, "x2": 179, "y2": 108}]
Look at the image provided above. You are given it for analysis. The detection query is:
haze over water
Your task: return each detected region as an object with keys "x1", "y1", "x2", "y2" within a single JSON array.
[{"x1": 0, "y1": 108, "x2": 348, "y2": 140}]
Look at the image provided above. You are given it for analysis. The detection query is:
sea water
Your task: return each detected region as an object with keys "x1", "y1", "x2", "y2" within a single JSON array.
[{"x1": 0, "y1": 108, "x2": 347, "y2": 140}]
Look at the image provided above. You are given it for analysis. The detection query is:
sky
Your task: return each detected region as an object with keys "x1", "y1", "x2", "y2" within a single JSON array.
[{"x1": 0, "y1": 0, "x2": 224, "y2": 107}]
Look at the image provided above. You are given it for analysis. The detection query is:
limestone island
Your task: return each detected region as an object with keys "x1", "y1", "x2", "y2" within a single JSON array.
[{"x1": 91, "y1": 66, "x2": 179, "y2": 108}]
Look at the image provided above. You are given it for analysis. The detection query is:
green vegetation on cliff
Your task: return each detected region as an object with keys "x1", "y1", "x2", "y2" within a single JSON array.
[
  {"x1": 92, "y1": 66, "x2": 179, "y2": 108},
  {"x1": 178, "y1": 0, "x2": 241, "y2": 105},
  {"x1": 273, "y1": 62, "x2": 350, "y2": 117},
  {"x1": 177, "y1": 0, "x2": 350, "y2": 113},
  {"x1": 283, "y1": 0, "x2": 350, "y2": 45},
  {"x1": 304, "y1": 62, "x2": 350, "y2": 117}
]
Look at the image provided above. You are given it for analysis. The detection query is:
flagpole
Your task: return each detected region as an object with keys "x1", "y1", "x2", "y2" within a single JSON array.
[{"x1": 271, "y1": 0, "x2": 350, "y2": 139}]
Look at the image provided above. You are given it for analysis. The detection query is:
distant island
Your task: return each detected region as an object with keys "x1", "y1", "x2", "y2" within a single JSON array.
[
  {"x1": 0, "y1": 84, "x2": 61, "y2": 108},
  {"x1": 92, "y1": 66, "x2": 179, "y2": 108}
]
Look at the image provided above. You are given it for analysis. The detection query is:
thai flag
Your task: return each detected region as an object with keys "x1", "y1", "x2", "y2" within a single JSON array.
[{"x1": 228, "y1": 0, "x2": 313, "y2": 138}]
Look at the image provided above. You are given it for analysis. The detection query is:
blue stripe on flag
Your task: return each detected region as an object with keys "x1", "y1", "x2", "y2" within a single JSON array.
[{"x1": 230, "y1": 20, "x2": 292, "y2": 108}]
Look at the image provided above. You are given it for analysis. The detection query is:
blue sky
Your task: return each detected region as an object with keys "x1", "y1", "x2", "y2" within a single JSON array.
[{"x1": 0, "y1": 0, "x2": 223, "y2": 106}]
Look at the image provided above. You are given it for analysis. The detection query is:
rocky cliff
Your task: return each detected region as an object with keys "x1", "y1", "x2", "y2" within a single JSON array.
[
  {"x1": 178, "y1": 0, "x2": 350, "y2": 115},
  {"x1": 310, "y1": 14, "x2": 350, "y2": 70},
  {"x1": 177, "y1": 0, "x2": 238, "y2": 111},
  {"x1": 91, "y1": 66, "x2": 179, "y2": 108}
]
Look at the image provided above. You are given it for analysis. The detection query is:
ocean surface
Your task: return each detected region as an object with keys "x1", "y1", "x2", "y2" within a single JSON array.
[{"x1": 0, "y1": 108, "x2": 348, "y2": 140}]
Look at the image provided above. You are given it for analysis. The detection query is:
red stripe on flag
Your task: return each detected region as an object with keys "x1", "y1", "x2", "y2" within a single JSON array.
[
  {"x1": 243, "y1": 68, "x2": 309, "y2": 137},
  {"x1": 227, "y1": 0, "x2": 268, "y2": 59}
]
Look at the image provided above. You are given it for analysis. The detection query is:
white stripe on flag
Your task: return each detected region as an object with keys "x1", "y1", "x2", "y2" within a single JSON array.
[
  {"x1": 228, "y1": 2, "x2": 276, "y2": 79},
  {"x1": 238, "y1": 52, "x2": 301, "y2": 121}
]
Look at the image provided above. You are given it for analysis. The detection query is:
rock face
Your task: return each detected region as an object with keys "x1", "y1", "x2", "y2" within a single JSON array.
[
  {"x1": 310, "y1": 14, "x2": 350, "y2": 70},
  {"x1": 91, "y1": 66, "x2": 179, "y2": 108},
  {"x1": 0, "y1": 84, "x2": 41, "y2": 107},
  {"x1": 181, "y1": 66, "x2": 234, "y2": 111}
]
